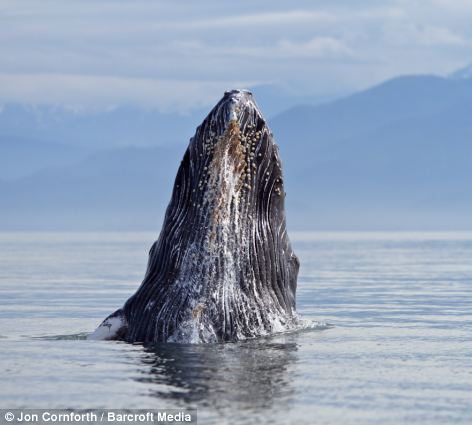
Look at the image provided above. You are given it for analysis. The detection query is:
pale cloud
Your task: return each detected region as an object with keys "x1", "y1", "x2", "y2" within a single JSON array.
[
  {"x1": 384, "y1": 23, "x2": 470, "y2": 48},
  {"x1": 178, "y1": 10, "x2": 336, "y2": 30},
  {"x1": 430, "y1": 0, "x2": 472, "y2": 13},
  {"x1": 0, "y1": 7, "x2": 406, "y2": 40},
  {"x1": 168, "y1": 37, "x2": 355, "y2": 60},
  {"x1": 276, "y1": 37, "x2": 355, "y2": 59},
  {"x1": 0, "y1": 74, "x2": 257, "y2": 112},
  {"x1": 0, "y1": 1, "x2": 471, "y2": 110},
  {"x1": 416, "y1": 26, "x2": 469, "y2": 46}
]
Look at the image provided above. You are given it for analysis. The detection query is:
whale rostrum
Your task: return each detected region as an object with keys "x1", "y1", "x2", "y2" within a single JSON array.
[{"x1": 90, "y1": 89, "x2": 299, "y2": 343}]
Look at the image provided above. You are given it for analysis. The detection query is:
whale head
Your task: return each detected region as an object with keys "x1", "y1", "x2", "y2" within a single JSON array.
[{"x1": 90, "y1": 89, "x2": 299, "y2": 343}]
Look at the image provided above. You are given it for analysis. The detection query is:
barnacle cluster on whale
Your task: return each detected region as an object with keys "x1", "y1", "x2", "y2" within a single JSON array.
[{"x1": 90, "y1": 89, "x2": 299, "y2": 343}]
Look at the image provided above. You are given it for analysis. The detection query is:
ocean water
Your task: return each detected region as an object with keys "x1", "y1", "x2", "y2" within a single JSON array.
[{"x1": 0, "y1": 232, "x2": 471, "y2": 424}]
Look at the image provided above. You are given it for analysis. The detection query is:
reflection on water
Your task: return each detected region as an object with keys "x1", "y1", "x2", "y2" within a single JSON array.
[{"x1": 137, "y1": 338, "x2": 298, "y2": 412}]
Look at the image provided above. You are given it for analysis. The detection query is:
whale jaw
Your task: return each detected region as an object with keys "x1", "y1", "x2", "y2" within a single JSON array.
[
  {"x1": 90, "y1": 90, "x2": 299, "y2": 344},
  {"x1": 88, "y1": 309, "x2": 127, "y2": 341}
]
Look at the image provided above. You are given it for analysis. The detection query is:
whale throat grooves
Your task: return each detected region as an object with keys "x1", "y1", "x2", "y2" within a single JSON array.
[{"x1": 92, "y1": 90, "x2": 299, "y2": 343}]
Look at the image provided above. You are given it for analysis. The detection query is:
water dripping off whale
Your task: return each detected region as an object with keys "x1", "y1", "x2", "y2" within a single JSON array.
[{"x1": 89, "y1": 89, "x2": 299, "y2": 343}]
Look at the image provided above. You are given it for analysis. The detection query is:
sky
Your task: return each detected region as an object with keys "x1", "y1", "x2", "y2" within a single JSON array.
[{"x1": 1, "y1": 0, "x2": 472, "y2": 112}]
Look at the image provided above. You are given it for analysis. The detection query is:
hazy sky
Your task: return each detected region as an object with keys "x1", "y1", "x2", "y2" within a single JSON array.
[{"x1": 1, "y1": 0, "x2": 471, "y2": 111}]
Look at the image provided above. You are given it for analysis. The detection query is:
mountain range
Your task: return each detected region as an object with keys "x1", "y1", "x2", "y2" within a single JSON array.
[{"x1": 1, "y1": 71, "x2": 471, "y2": 230}]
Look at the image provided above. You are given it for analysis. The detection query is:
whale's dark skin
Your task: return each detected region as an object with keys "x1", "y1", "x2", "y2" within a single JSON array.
[{"x1": 89, "y1": 90, "x2": 299, "y2": 343}]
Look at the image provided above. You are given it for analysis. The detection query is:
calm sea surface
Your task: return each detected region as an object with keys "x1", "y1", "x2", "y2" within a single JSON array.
[{"x1": 0, "y1": 232, "x2": 471, "y2": 424}]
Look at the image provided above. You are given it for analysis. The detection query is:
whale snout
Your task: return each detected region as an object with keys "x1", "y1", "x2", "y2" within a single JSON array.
[
  {"x1": 224, "y1": 89, "x2": 253, "y2": 97},
  {"x1": 217, "y1": 89, "x2": 264, "y2": 126}
]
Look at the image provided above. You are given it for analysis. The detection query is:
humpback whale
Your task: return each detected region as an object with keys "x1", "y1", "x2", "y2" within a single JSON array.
[{"x1": 90, "y1": 89, "x2": 299, "y2": 343}]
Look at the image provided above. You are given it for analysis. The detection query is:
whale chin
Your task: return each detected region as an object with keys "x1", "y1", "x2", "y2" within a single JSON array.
[{"x1": 90, "y1": 89, "x2": 299, "y2": 343}]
